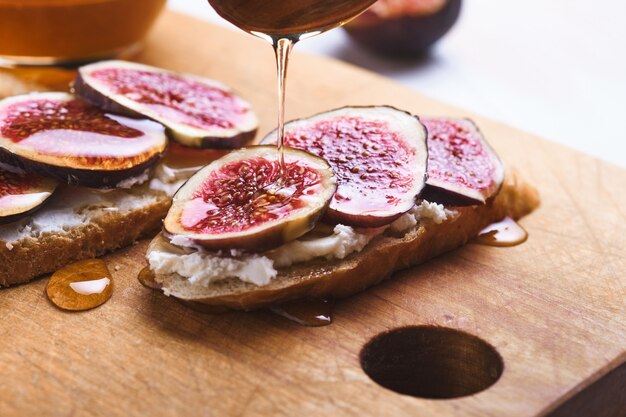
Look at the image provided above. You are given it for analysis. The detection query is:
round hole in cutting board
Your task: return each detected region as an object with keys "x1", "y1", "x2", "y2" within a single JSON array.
[{"x1": 359, "y1": 326, "x2": 503, "y2": 399}]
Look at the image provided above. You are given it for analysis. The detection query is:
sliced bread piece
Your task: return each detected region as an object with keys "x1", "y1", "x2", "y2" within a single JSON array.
[
  {"x1": 148, "y1": 170, "x2": 540, "y2": 310},
  {"x1": 0, "y1": 184, "x2": 170, "y2": 286}
]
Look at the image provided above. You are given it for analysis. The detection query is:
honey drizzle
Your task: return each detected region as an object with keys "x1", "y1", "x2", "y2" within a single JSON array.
[
  {"x1": 207, "y1": 0, "x2": 376, "y2": 183},
  {"x1": 273, "y1": 37, "x2": 293, "y2": 182}
]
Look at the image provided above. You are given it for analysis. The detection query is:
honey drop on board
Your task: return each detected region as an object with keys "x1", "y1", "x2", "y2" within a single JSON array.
[
  {"x1": 137, "y1": 266, "x2": 161, "y2": 289},
  {"x1": 474, "y1": 217, "x2": 528, "y2": 247},
  {"x1": 46, "y1": 259, "x2": 113, "y2": 311},
  {"x1": 270, "y1": 298, "x2": 333, "y2": 326}
]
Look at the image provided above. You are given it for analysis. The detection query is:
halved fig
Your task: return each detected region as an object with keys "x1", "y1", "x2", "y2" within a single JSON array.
[
  {"x1": 164, "y1": 146, "x2": 336, "y2": 251},
  {"x1": 74, "y1": 60, "x2": 258, "y2": 149},
  {"x1": 0, "y1": 166, "x2": 58, "y2": 224},
  {"x1": 421, "y1": 117, "x2": 505, "y2": 205},
  {"x1": 261, "y1": 106, "x2": 428, "y2": 227},
  {"x1": 0, "y1": 92, "x2": 167, "y2": 188}
]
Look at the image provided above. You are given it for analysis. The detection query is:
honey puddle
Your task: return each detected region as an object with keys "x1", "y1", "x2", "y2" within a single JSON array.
[
  {"x1": 46, "y1": 259, "x2": 113, "y2": 311},
  {"x1": 474, "y1": 217, "x2": 528, "y2": 247},
  {"x1": 270, "y1": 298, "x2": 334, "y2": 327},
  {"x1": 137, "y1": 266, "x2": 161, "y2": 289}
]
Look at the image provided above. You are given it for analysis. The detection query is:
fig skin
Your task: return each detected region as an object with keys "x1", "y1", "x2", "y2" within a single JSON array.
[
  {"x1": 421, "y1": 117, "x2": 505, "y2": 206},
  {"x1": 0, "y1": 204, "x2": 48, "y2": 225},
  {"x1": 0, "y1": 167, "x2": 58, "y2": 224},
  {"x1": 0, "y1": 146, "x2": 163, "y2": 189},
  {"x1": 420, "y1": 183, "x2": 482, "y2": 206},
  {"x1": 261, "y1": 106, "x2": 429, "y2": 228},
  {"x1": 164, "y1": 146, "x2": 337, "y2": 251},
  {"x1": 0, "y1": 204, "x2": 47, "y2": 225},
  {"x1": 74, "y1": 60, "x2": 259, "y2": 149},
  {"x1": 0, "y1": 92, "x2": 168, "y2": 188},
  {"x1": 344, "y1": 0, "x2": 462, "y2": 57}
]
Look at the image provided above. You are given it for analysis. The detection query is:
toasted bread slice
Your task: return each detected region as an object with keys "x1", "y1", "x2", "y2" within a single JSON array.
[
  {"x1": 149, "y1": 170, "x2": 539, "y2": 310},
  {"x1": 0, "y1": 184, "x2": 170, "y2": 286}
]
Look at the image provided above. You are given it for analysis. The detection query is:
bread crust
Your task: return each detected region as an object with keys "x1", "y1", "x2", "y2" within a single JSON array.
[
  {"x1": 0, "y1": 192, "x2": 171, "y2": 287},
  {"x1": 153, "y1": 170, "x2": 540, "y2": 310}
]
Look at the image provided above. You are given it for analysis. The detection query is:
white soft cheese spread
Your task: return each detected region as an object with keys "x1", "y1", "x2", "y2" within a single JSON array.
[
  {"x1": 268, "y1": 224, "x2": 382, "y2": 268},
  {"x1": 148, "y1": 163, "x2": 190, "y2": 197},
  {"x1": 0, "y1": 158, "x2": 184, "y2": 251},
  {"x1": 388, "y1": 200, "x2": 459, "y2": 233},
  {"x1": 0, "y1": 159, "x2": 194, "y2": 250},
  {"x1": 148, "y1": 247, "x2": 276, "y2": 290},
  {"x1": 0, "y1": 186, "x2": 157, "y2": 249},
  {"x1": 149, "y1": 177, "x2": 186, "y2": 197},
  {"x1": 116, "y1": 169, "x2": 150, "y2": 189},
  {"x1": 147, "y1": 201, "x2": 459, "y2": 289}
]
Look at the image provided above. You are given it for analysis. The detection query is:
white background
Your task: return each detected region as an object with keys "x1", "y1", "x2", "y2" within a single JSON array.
[{"x1": 168, "y1": 0, "x2": 626, "y2": 168}]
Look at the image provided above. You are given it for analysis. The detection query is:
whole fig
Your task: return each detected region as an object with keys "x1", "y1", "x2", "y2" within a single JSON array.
[{"x1": 344, "y1": 0, "x2": 461, "y2": 57}]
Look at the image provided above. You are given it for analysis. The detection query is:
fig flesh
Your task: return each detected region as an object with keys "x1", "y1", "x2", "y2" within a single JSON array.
[
  {"x1": 421, "y1": 117, "x2": 504, "y2": 205},
  {"x1": 262, "y1": 106, "x2": 428, "y2": 227},
  {"x1": 0, "y1": 92, "x2": 167, "y2": 188},
  {"x1": 164, "y1": 146, "x2": 336, "y2": 251},
  {"x1": 0, "y1": 166, "x2": 58, "y2": 224},
  {"x1": 344, "y1": 0, "x2": 461, "y2": 57},
  {"x1": 75, "y1": 60, "x2": 258, "y2": 149}
]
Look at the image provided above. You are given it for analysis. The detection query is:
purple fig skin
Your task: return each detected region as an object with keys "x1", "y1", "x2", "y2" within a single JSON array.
[
  {"x1": 0, "y1": 168, "x2": 58, "y2": 224},
  {"x1": 0, "y1": 196, "x2": 54, "y2": 224},
  {"x1": 189, "y1": 130, "x2": 257, "y2": 150},
  {"x1": 73, "y1": 63, "x2": 258, "y2": 150},
  {"x1": 0, "y1": 192, "x2": 56, "y2": 225},
  {"x1": 322, "y1": 206, "x2": 404, "y2": 228},
  {"x1": 0, "y1": 147, "x2": 163, "y2": 189},
  {"x1": 421, "y1": 117, "x2": 505, "y2": 206},
  {"x1": 420, "y1": 184, "x2": 483, "y2": 206},
  {"x1": 344, "y1": 0, "x2": 461, "y2": 57},
  {"x1": 73, "y1": 74, "x2": 143, "y2": 119},
  {"x1": 0, "y1": 205, "x2": 46, "y2": 225}
]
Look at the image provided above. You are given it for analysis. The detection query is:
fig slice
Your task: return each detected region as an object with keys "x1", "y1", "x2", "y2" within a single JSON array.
[
  {"x1": 74, "y1": 60, "x2": 258, "y2": 149},
  {"x1": 0, "y1": 165, "x2": 58, "y2": 224},
  {"x1": 262, "y1": 106, "x2": 428, "y2": 227},
  {"x1": 421, "y1": 118, "x2": 505, "y2": 206},
  {"x1": 164, "y1": 145, "x2": 337, "y2": 251},
  {"x1": 0, "y1": 92, "x2": 167, "y2": 188}
]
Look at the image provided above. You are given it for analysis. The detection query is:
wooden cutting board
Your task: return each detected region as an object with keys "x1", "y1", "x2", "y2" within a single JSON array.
[{"x1": 1, "y1": 11, "x2": 624, "y2": 417}]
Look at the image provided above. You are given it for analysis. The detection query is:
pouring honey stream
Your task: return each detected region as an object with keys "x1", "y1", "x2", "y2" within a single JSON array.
[{"x1": 206, "y1": 0, "x2": 377, "y2": 184}]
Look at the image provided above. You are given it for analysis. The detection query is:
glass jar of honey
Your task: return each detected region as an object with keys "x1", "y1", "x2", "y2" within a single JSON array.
[{"x1": 0, "y1": 0, "x2": 166, "y2": 65}]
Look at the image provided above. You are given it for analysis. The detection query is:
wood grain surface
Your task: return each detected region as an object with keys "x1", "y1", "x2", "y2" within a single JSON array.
[{"x1": 1, "y1": 11, "x2": 625, "y2": 417}]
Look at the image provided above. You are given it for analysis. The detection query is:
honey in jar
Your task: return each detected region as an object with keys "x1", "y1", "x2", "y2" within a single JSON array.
[{"x1": 0, "y1": 0, "x2": 166, "y2": 65}]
